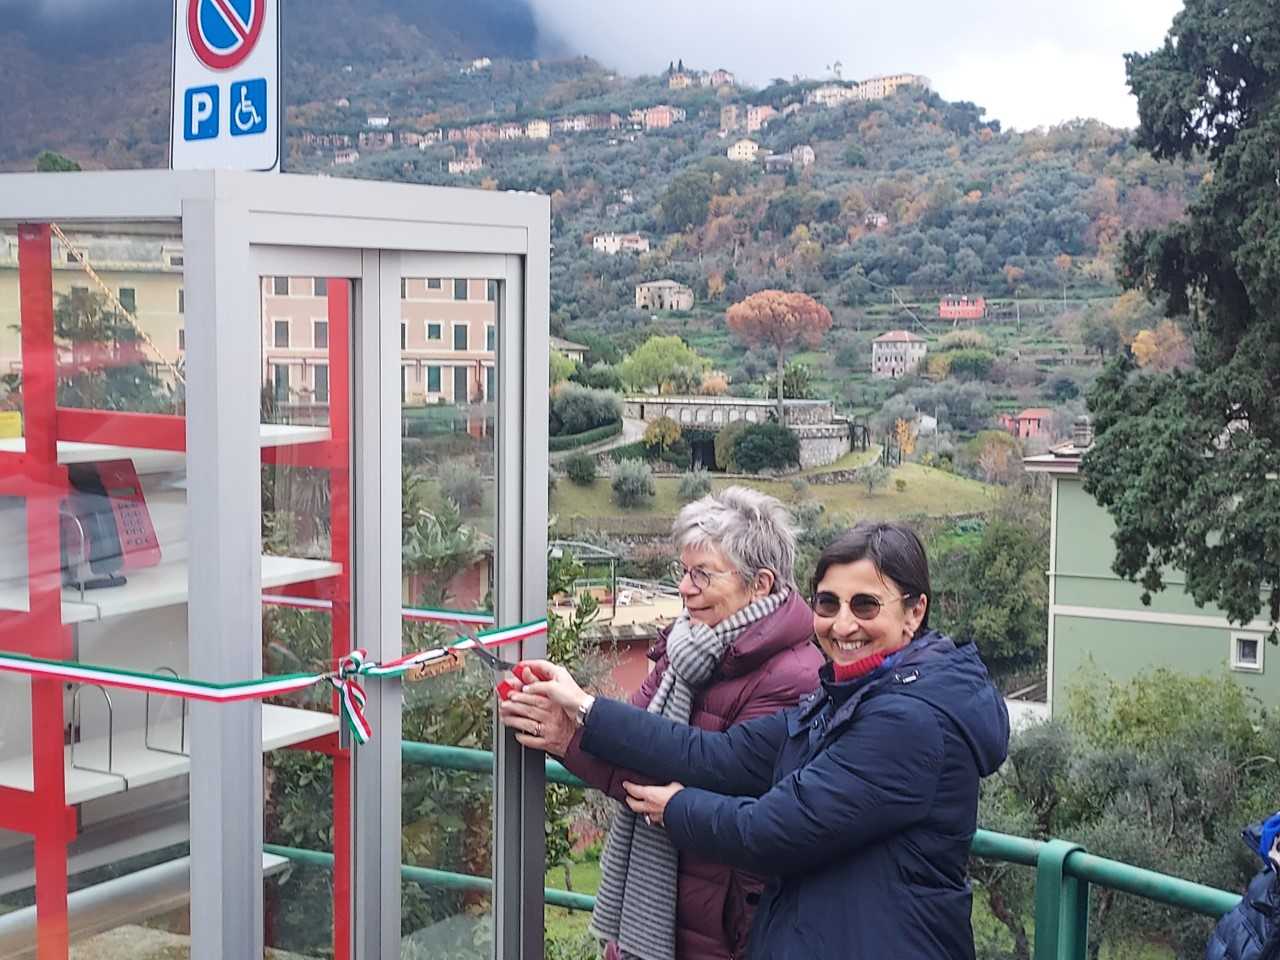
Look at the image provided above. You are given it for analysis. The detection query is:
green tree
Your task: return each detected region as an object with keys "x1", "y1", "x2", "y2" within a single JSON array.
[
  {"x1": 859, "y1": 462, "x2": 891, "y2": 495},
  {"x1": 1084, "y1": 0, "x2": 1280, "y2": 627},
  {"x1": 643, "y1": 415, "x2": 681, "y2": 453},
  {"x1": 765, "y1": 361, "x2": 817, "y2": 400},
  {"x1": 53, "y1": 289, "x2": 175, "y2": 412},
  {"x1": 732, "y1": 422, "x2": 800, "y2": 474},
  {"x1": 612, "y1": 458, "x2": 656, "y2": 507},
  {"x1": 618, "y1": 335, "x2": 710, "y2": 394},
  {"x1": 549, "y1": 350, "x2": 577, "y2": 385},
  {"x1": 659, "y1": 170, "x2": 713, "y2": 233},
  {"x1": 34, "y1": 150, "x2": 80, "y2": 172},
  {"x1": 714, "y1": 420, "x2": 749, "y2": 471}
]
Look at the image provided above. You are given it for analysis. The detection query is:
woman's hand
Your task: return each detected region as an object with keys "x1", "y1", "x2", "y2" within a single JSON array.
[
  {"x1": 623, "y1": 780, "x2": 684, "y2": 828},
  {"x1": 511, "y1": 660, "x2": 593, "y2": 715},
  {"x1": 498, "y1": 683, "x2": 576, "y2": 757}
]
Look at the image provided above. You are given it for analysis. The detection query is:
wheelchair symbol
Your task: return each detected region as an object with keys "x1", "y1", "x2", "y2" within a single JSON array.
[{"x1": 230, "y1": 79, "x2": 267, "y2": 137}]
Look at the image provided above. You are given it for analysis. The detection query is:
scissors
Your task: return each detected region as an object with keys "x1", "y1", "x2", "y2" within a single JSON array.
[{"x1": 466, "y1": 642, "x2": 523, "y2": 700}]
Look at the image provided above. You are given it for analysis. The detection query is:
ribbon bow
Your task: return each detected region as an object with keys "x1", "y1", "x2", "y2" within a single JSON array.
[{"x1": 331, "y1": 649, "x2": 373, "y2": 746}]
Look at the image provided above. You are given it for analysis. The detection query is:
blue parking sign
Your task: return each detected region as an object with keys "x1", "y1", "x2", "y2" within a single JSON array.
[
  {"x1": 230, "y1": 78, "x2": 268, "y2": 137},
  {"x1": 184, "y1": 85, "x2": 219, "y2": 141}
]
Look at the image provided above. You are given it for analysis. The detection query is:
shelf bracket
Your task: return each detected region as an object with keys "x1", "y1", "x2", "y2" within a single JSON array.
[
  {"x1": 70, "y1": 684, "x2": 128, "y2": 790},
  {"x1": 145, "y1": 667, "x2": 189, "y2": 758}
]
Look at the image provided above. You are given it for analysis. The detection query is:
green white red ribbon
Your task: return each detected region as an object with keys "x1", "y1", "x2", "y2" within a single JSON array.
[{"x1": 0, "y1": 618, "x2": 547, "y2": 749}]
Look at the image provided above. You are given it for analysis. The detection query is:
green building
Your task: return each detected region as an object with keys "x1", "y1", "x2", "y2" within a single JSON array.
[{"x1": 1025, "y1": 421, "x2": 1276, "y2": 714}]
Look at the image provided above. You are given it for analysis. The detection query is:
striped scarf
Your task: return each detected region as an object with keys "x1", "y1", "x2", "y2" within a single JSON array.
[{"x1": 591, "y1": 590, "x2": 788, "y2": 960}]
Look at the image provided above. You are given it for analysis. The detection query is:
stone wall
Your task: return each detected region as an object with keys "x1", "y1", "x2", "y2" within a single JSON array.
[{"x1": 794, "y1": 424, "x2": 852, "y2": 470}]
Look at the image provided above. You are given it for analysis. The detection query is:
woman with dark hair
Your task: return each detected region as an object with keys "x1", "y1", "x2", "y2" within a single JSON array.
[{"x1": 501, "y1": 520, "x2": 1010, "y2": 960}]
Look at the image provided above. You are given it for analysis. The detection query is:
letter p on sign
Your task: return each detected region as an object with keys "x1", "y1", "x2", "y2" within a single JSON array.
[{"x1": 185, "y1": 85, "x2": 219, "y2": 141}]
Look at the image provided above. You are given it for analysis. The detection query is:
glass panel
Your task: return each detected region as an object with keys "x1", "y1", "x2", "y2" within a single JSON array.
[
  {"x1": 258, "y1": 275, "x2": 353, "y2": 957},
  {"x1": 400, "y1": 273, "x2": 499, "y2": 958},
  {"x1": 0, "y1": 220, "x2": 193, "y2": 952}
]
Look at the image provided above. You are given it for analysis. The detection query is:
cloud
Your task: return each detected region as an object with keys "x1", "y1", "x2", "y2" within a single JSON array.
[{"x1": 527, "y1": 0, "x2": 1184, "y2": 130}]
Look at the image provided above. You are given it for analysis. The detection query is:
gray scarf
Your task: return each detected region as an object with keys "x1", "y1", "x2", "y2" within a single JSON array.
[{"x1": 590, "y1": 589, "x2": 787, "y2": 960}]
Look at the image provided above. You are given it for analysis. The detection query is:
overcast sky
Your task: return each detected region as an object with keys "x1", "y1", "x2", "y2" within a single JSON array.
[{"x1": 528, "y1": 0, "x2": 1183, "y2": 131}]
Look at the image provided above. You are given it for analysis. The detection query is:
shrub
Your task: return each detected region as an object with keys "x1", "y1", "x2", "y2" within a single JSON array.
[
  {"x1": 550, "y1": 384, "x2": 622, "y2": 437},
  {"x1": 607, "y1": 440, "x2": 651, "y2": 463},
  {"x1": 678, "y1": 468, "x2": 712, "y2": 501},
  {"x1": 564, "y1": 452, "x2": 598, "y2": 486},
  {"x1": 439, "y1": 460, "x2": 485, "y2": 511},
  {"x1": 944, "y1": 348, "x2": 996, "y2": 381},
  {"x1": 547, "y1": 420, "x2": 622, "y2": 452},
  {"x1": 575, "y1": 362, "x2": 624, "y2": 392},
  {"x1": 714, "y1": 420, "x2": 749, "y2": 471},
  {"x1": 895, "y1": 478, "x2": 907, "y2": 493},
  {"x1": 733, "y1": 422, "x2": 800, "y2": 474},
  {"x1": 612, "y1": 458, "x2": 655, "y2": 508},
  {"x1": 791, "y1": 477, "x2": 811, "y2": 499}
]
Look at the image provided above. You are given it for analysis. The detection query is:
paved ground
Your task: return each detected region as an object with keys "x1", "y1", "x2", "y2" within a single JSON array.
[
  {"x1": 550, "y1": 417, "x2": 646, "y2": 463},
  {"x1": 68, "y1": 926, "x2": 312, "y2": 960}
]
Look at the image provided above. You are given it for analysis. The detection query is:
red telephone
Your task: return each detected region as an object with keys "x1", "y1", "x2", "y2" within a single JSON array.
[{"x1": 62, "y1": 459, "x2": 161, "y2": 590}]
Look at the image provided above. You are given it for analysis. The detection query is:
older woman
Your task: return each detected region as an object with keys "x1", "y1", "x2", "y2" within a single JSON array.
[
  {"x1": 504, "y1": 521, "x2": 1009, "y2": 960},
  {"x1": 510, "y1": 486, "x2": 822, "y2": 960}
]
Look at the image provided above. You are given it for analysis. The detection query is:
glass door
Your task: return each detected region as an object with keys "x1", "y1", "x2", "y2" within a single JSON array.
[{"x1": 390, "y1": 253, "x2": 542, "y2": 960}]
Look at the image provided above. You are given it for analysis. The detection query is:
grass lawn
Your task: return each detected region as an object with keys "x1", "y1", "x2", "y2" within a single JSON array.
[
  {"x1": 799, "y1": 445, "x2": 882, "y2": 476},
  {"x1": 551, "y1": 461, "x2": 995, "y2": 533},
  {"x1": 545, "y1": 859, "x2": 602, "y2": 941}
]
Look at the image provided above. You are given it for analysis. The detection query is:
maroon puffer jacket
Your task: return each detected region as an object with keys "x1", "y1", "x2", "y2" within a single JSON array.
[{"x1": 562, "y1": 589, "x2": 823, "y2": 960}]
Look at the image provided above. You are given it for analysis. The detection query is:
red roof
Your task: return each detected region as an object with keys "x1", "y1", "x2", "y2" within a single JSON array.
[
  {"x1": 873, "y1": 330, "x2": 926, "y2": 343},
  {"x1": 1017, "y1": 408, "x2": 1053, "y2": 420}
]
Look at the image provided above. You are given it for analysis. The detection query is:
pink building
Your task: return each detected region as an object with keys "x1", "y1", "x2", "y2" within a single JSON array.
[
  {"x1": 746, "y1": 104, "x2": 777, "y2": 133},
  {"x1": 1001, "y1": 407, "x2": 1053, "y2": 440},
  {"x1": 259, "y1": 275, "x2": 498, "y2": 410}
]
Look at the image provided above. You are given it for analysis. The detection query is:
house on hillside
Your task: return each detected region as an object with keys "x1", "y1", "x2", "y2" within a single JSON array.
[
  {"x1": 940, "y1": 294, "x2": 987, "y2": 322},
  {"x1": 858, "y1": 73, "x2": 931, "y2": 100},
  {"x1": 635, "y1": 280, "x2": 694, "y2": 312},
  {"x1": 333, "y1": 149, "x2": 360, "y2": 165},
  {"x1": 791, "y1": 144, "x2": 816, "y2": 167},
  {"x1": 358, "y1": 131, "x2": 393, "y2": 150},
  {"x1": 706, "y1": 69, "x2": 736, "y2": 88},
  {"x1": 668, "y1": 72, "x2": 694, "y2": 89},
  {"x1": 550, "y1": 336, "x2": 589, "y2": 363},
  {"x1": 746, "y1": 105, "x2": 777, "y2": 133},
  {"x1": 366, "y1": 115, "x2": 390, "y2": 128},
  {"x1": 720, "y1": 105, "x2": 741, "y2": 133},
  {"x1": 526, "y1": 118, "x2": 551, "y2": 139},
  {"x1": 806, "y1": 83, "x2": 858, "y2": 107},
  {"x1": 727, "y1": 139, "x2": 760, "y2": 162},
  {"x1": 764, "y1": 153, "x2": 793, "y2": 174},
  {"x1": 1000, "y1": 407, "x2": 1053, "y2": 439},
  {"x1": 871, "y1": 330, "x2": 927, "y2": 378},
  {"x1": 592, "y1": 233, "x2": 650, "y2": 255},
  {"x1": 448, "y1": 155, "x2": 483, "y2": 174},
  {"x1": 1026, "y1": 417, "x2": 1280, "y2": 712},
  {"x1": 865, "y1": 211, "x2": 890, "y2": 229}
]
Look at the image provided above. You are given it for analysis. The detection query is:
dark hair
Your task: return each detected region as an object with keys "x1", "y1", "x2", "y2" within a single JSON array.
[{"x1": 809, "y1": 521, "x2": 932, "y2": 634}]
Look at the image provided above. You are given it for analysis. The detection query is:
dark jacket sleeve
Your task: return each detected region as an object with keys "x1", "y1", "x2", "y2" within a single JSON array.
[
  {"x1": 579, "y1": 696, "x2": 789, "y2": 798},
  {"x1": 559, "y1": 661, "x2": 667, "y2": 802},
  {"x1": 663, "y1": 696, "x2": 944, "y2": 876}
]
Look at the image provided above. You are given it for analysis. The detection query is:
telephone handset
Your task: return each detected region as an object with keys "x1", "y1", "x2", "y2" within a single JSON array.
[{"x1": 61, "y1": 459, "x2": 161, "y2": 591}]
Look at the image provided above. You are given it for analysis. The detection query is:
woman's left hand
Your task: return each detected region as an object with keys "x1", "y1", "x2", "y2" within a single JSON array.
[{"x1": 623, "y1": 780, "x2": 684, "y2": 828}]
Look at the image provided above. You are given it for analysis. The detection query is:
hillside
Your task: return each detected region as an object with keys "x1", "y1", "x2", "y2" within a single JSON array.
[{"x1": 0, "y1": 0, "x2": 552, "y2": 170}]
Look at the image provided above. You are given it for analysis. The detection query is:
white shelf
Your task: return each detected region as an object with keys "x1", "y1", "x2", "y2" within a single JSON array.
[
  {"x1": 0, "y1": 422, "x2": 331, "y2": 471},
  {"x1": 0, "y1": 555, "x2": 341, "y2": 623},
  {"x1": 0, "y1": 704, "x2": 338, "y2": 806}
]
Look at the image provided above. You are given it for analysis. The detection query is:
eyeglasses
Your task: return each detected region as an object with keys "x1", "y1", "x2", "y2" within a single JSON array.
[
  {"x1": 810, "y1": 591, "x2": 915, "y2": 621},
  {"x1": 669, "y1": 560, "x2": 738, "y2": 591}
]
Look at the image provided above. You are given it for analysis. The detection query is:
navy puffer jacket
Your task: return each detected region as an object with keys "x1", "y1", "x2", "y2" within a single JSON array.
[
  {"x1": 1206, "y1": 819, "x2": 1280, "y2": 960},
  {"x1": 581, "y1": 631, "x2": 1010, "y2": 960}
]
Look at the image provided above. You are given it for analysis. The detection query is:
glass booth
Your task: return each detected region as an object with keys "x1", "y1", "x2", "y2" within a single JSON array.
[{"x1": 0, "y1": 171, "x2": 551, "y2": 960}]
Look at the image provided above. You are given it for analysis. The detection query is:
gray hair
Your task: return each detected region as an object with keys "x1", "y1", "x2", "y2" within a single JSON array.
[{"x1": 672, "y1": 486, "x2": 797, "y2": 592}]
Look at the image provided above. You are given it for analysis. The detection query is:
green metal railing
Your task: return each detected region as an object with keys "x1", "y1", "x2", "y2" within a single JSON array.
[{"x1": 267, "y1": 741, "x2": 1242, "y2": 960}]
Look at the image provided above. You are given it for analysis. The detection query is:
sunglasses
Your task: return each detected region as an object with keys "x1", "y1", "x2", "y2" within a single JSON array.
[{"x1": 810, "y1": 591, "x2": 915, "y2": 621}]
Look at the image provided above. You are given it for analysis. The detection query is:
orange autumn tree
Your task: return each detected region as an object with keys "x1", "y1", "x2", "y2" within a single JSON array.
[{"x1": 726, "y1": 290, "x2": 832, "y2": 422}]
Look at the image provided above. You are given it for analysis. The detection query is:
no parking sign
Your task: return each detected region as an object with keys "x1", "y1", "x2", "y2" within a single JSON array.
[{"x1": 170, "y1": 0, "x2": 280, "y2": 171}]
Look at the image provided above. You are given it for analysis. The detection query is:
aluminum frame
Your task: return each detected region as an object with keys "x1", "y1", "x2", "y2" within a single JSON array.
[{"x1": 0, "y1": 171, "x2": 551, "y2": 960}]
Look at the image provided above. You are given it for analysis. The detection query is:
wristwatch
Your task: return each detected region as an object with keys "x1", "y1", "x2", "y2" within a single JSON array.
[{"x1": 575, "y1": 695, "x2": 596, "y2": 729}]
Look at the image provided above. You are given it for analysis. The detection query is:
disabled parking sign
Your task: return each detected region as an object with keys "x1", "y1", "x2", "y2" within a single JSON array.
[{"x1": 171, "y1": 0, "x2": 280, "y2": 170}]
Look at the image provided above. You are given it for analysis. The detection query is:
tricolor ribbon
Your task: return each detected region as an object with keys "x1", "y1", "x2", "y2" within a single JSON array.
[{"x1": 0, "y1": 618, "x2": 547, "y2": 748}]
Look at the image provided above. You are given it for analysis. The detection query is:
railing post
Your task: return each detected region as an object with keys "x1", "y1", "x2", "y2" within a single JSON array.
[{"x1": 1034, "y1": 839, "x2": 1089, "y2": 960}]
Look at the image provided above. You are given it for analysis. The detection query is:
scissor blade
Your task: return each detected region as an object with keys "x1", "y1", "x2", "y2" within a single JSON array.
[{"x1": 467, "y1": 643, "x2": 519, "y2": 672}]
